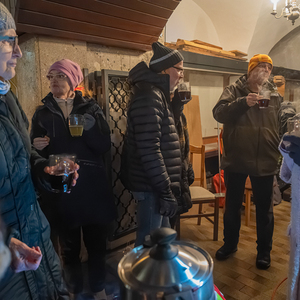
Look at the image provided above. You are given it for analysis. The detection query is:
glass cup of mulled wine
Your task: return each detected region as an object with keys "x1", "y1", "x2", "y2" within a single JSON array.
[
  {"x1": 257, "y1": 89, "x2": 271, "y2": 109},
  {"x1": 69, "y1": 114, "x2": 84, "y2": 137},
  {"x1": 177, "y1": 82, "x2": 191, "y2": 103},
  {"x1": 48, "y1": 154, "x2": 77, "y2": 193}
]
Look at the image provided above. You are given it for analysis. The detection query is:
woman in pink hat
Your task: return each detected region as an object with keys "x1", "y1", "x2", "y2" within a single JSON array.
[{"x1": 31, "y1": 59, "x2": 116, "y2": 300}]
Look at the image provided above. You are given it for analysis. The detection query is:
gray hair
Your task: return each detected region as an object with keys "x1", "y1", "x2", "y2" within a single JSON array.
[{"x1": 0, "y1": 3, "x2": 16, "y2": 32}]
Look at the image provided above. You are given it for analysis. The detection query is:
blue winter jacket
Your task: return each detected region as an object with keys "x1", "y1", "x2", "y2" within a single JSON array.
[{"x1": 0, "y1": 91, "x2": 68, "y2": 299}]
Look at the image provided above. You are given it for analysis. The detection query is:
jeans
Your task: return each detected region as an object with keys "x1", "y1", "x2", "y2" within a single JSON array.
[
  {"x1": 223, "y1": 171, "x2": 274, "y2": 254},
  {"x1": 132, "y1": 191, "x2": 170, "y2": 247}
]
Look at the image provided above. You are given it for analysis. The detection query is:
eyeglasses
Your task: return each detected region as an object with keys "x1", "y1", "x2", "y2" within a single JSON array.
[
  {"x1": 46, "y1": 74, "x2": 68, "y2": 81},
  {"x1": 0, "y1": 36, "x2": 18, "y2": 51},
  {"x1": 172, "y1": 66, "x2": 184, "y2": 74}
]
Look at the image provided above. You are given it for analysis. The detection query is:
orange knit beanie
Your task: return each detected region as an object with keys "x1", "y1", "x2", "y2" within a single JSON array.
[{"x1": 248, "y1": 54, "x2": 273, "y2": 74}]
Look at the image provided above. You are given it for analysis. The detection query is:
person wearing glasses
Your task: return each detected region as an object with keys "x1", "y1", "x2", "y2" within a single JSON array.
[
  {"x1": 213, "y1": 54, "x2": 282, "y2": 270},
  {"x1": 121, "y1": 42, "x2": 184, "y2": 246},
  {"x1": 0, "y1": 3, "x2": 81, "y2": 300},
  {"x1": 30, "y1": 59, "x2": 116, "y2": 300}
]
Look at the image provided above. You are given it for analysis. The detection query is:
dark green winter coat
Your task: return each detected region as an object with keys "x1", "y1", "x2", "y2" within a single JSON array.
[
  {"x1": 0, "y1": 91, "x2": 68, "y2": 300},
  {"x1": 213, "y1": 74, "x2": 281, "y2": 176}
]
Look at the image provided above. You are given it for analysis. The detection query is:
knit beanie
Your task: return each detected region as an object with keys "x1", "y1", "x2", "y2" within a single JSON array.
[
  {"x1": 248, "y1": 54, "x2": 273, "y2": 74},
  {"x1": 48, "y1": 59, "x2": 83, "y2": 91},
  {"x1": 149, "y1": 42, "x2": 184, "y2": 73},
  {"x1": 0, "y1": 3, "x2": 16, "y2": 32}
]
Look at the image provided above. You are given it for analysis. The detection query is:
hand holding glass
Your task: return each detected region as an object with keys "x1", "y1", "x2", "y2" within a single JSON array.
[
  {"x1": 177, "y1": 82, "x2": 191, "y2": 103},
  {"x1": 48, "y1": 154, "x2": 77, "y2": 193},
  {"x1": 69, "y1": 114, "x2": 84, "y2": 137},
  {"x1": 257, "y1": 89, "x2": 271, "y2": 109}
]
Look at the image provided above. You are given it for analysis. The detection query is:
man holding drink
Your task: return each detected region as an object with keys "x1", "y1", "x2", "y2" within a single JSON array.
[{"x1": 212, "y1": 54, "x2": 282, "y2": 269}]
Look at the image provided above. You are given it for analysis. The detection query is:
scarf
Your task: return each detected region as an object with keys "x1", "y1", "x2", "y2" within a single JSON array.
[{"x1": 0, "y1": 80, "x2": 11, "y2": 95}]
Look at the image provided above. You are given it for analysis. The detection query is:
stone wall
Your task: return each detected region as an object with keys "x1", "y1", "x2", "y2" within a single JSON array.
[{"x1": 16, "y1": 34, "x2": 153, "y2": 124}]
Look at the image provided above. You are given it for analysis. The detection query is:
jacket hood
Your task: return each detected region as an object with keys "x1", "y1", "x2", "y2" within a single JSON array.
[{"x1": 128, "y1": 61, "x2": 170, "y2": 94}]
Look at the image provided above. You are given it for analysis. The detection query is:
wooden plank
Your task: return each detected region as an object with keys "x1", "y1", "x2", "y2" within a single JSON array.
[
  {"x1": 164, "y1": 42, "x2": 177, "y2": 49},
  {"x1": 191, "y1": 40, "x2": 223, "y2": 50},
  {"x1": 17, "y1": 24, "x2": 153, "y2": 51},
  {"x1": 179, "y1": 45, "x2": 247, "y2": 61},
  {"x1": 19, "y1": 0, "x2": 162, "y2": 36},
  {"x1": 44, "y1": 0, "x2": 167, "y2": 27},
  {"x1": 230, "y1": 50, "x2": 248, "y2": 57},
  {"x1": 203, "y1": 135, "x2": 218, "y2": 145},
  {"x1": 183, "y1": 95, "x2": 205, "y2": 187},
  {"x1": 141, "y1": 0, "x2": 179, "y2": 10},
  {"x1": 18, "y1": 10, "x2": 157, "y2": 45},
  {"x1": 177, "y1": 39, "x2": 236, "y2": 58},
  {"x1": 98, "y1": 0, "x2": 174, "y2": 18}
]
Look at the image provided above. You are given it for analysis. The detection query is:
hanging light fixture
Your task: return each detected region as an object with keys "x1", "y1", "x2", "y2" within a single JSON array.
[{"x1": 271, "y1": 0, "x2": 300, "y2": 25}]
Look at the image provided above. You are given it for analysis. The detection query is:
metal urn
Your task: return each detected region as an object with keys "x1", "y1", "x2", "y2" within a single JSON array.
[{"x1": 118, "y1": 228, "x2": 216, "y2": 300}]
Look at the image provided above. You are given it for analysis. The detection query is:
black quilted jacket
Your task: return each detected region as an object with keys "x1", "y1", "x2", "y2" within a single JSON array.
[{"x1": 121, "y1": 62, "x2": 181, "y2": 200}]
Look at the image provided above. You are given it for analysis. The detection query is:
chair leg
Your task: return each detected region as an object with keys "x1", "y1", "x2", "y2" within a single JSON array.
[
  {"x1": 197, "y1": 203, "x2": 202, "y2": 225},
  {"x1": 213, "y1": 197, "x2": 219, "y2": 241},
  {"x1": 245, "y1": 190, "x2": 251, "y2": 226}
]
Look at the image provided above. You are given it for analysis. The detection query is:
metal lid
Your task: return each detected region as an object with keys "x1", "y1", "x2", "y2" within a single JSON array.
[{"x1": 118, "y1": 228, "x2": 214, "y2": 292}]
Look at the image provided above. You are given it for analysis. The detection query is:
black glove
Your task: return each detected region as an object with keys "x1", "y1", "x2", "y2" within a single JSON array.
[
  {"x1": 283, "y1": 133, "x2": 300, "y2": 166},
  {"x1": 83, "y1": 113, "x2": 95, "y2": 131},
  {"x1": 159, "y1": 196, "x2": 178, "y2": 218}
]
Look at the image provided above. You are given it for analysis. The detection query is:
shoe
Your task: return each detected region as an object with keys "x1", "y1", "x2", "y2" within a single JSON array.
[
  {"x1": 215, "y1": 245, "x2": 237, "y2": 260},
  {"x1": 94, "y1": 289, "x2": 107, "y2": 300},
  {"x1": 256, "y1": 252, "x2": 271, "y2": 270}
]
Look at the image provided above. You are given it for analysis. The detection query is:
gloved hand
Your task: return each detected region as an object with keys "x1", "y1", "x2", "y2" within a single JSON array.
[
  {"x1": 282, "y1": 133, "x2": 300, "y2": 166},
  {"x1": 83, "y1": 113, "x2": 95, "y2": 131},
  {"x1": 159, "y1": 196, "x2": 178, "y2": 218},
  {"x1": 171, "y1": 89, "x2": 184, "y2": 124}
]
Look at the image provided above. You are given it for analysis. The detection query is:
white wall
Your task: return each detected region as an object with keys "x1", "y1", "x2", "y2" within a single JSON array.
[{"x1": 189, "y1": 71, "x2": 224, "y2": 137}]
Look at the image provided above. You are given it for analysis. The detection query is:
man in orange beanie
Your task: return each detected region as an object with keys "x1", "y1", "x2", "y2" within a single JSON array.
[{"x1": 213, "y1": 54, "x2": 282, "y2": 270}]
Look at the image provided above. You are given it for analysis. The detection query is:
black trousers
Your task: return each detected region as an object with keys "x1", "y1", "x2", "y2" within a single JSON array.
[
  {"x1": 58, "y1": 223, "x2": 108, "y2": 294},
  {"x1": 223, "y1": 171, "x2": 274, "y2": 254}
]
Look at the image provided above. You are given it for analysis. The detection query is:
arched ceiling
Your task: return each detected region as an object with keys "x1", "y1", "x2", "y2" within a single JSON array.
[{"x1": 166, "y1": 0, "x2": 299, "y2": 60}]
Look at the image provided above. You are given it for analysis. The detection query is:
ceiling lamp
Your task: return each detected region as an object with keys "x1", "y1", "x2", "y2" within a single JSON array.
[{"x1": 271, "y1": 0, "x2": 300, "y2": 25}]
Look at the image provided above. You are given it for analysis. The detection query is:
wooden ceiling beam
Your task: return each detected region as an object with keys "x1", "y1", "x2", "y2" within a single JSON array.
[
  {"x1": 18, "y1": 10, "x2": 157, "y2": 44},
  {"x1": 17, "y1": 23, "x2": 153, "y2": 51}
]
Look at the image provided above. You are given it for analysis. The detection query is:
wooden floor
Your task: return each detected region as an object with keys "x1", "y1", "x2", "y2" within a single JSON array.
[{"x1": 179, "y1": 200, "x2": 291, "y2": 300}]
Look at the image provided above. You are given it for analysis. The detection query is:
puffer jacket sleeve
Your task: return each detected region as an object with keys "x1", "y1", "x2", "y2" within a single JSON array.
[
  {"x1": 213, "y1": 85, "x2": 251, "y2": 124},
  {"x1": 130, "y1": 91, "x2": 174, "y2": 199}
]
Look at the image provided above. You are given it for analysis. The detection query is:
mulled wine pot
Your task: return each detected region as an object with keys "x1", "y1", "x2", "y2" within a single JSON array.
[{"x1": 118, "y1": 228, "x2": 216, "y2": 300}]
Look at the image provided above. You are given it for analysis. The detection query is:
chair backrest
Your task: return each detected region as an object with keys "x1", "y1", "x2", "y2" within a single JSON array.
[{"x1": 189, "y1": 144, "x2": 206, "y2": 187}]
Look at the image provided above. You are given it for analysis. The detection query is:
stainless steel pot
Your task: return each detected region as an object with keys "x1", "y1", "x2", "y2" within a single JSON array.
[{"x1": 118, "y1": 228, "x2": 216, "y2": 300}]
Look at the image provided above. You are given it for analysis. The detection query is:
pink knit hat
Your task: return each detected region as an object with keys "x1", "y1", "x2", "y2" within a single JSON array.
[{"x1": 48, "y1": 59, "x2": 83, "y2": 91}]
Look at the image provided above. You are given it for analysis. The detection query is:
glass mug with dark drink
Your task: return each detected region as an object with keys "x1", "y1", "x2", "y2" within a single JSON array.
[
  {"x1": 177, "y1": 82, "x2": 191, "y2": 103},
  {"x1": 257, "y1": 89, "x2": 271, "y2": 109},
  {"x1": 49, "y1": 154, "x2": 76, "y2": 193},
  {"x1": 69, "y1": 114, "x2": 84, "y2": 137}
]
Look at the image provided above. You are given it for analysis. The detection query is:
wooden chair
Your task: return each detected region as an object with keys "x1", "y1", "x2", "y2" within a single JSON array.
[{"x1": 179, "y1": 145, "x2": 219, "y2": 241}]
